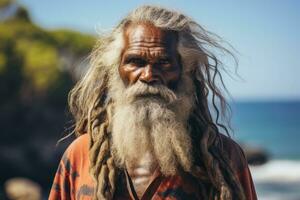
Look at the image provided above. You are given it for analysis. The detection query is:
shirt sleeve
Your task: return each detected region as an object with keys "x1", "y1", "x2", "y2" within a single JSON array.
[
  {"x1": 220, "y1": 135, "x2": 258, "y2": 200},
  {"x1": 49, "y1": 151, "x2": 73, "y2": 200},
  {"x1": 237, "y1": 164, "x2": 257, "y2": 200},
  {"x1": 234, "y1": 145, "x2": 257, "y2": 200},
  {"x1": 49, "y1": 134, "x2": 92, "y2": 200}
]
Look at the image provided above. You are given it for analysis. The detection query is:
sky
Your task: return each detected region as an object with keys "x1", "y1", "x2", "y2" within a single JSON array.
[{"x1": 18, "y1": 0, "x2": 300, "y2": 101}]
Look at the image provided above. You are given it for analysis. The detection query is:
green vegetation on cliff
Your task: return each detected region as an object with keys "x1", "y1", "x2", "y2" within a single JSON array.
[
  {"x1": 0, "y1": 0, "x2": 98, "y2": 194},
  {"x1": 0, "y1": 0, "x2": 95, "y2": 100}
]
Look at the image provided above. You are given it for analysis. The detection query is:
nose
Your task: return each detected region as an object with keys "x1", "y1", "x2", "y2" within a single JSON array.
[{"x1": 139, "y1": 64, "x2": 161, "y2": 84}]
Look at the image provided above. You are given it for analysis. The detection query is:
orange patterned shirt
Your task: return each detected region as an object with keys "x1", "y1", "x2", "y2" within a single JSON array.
[{"x1": 49, "y1": 134, "x2": 257, "y2": 200}]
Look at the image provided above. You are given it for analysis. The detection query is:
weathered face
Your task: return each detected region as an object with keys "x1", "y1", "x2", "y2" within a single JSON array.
[{"x1": 119, "y1": 23, "x2": 181, "y2": 90}]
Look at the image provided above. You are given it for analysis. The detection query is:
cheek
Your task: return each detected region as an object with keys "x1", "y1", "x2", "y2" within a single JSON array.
[
  {"x1": 118, "y1": 65, "x2": 129, "y2": 85},
  {"x1": 168, "y1": 63, "x2": 182, "y2": 80},
  {"x1": 164, "y1": 66, "x2": 181, "y2": 89},
  {"x1": 166, "y1": 72, "x2": 180, "y2": 86},
  {"x1": 166, "y1": 71, "x2": 180, "y2": 81},
  {"x1": 118, "y1": 65, "x2": 141, "y2": 85}
]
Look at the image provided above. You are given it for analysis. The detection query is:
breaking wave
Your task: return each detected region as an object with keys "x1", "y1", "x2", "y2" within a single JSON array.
[{"x1": 250, "y1": 160, "x2": 300, "y2": 200}]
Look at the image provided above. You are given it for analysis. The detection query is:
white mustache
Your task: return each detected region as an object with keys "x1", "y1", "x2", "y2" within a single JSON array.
[{"x1": 124, "y1": 81, "x2": 178, "y2": 103}]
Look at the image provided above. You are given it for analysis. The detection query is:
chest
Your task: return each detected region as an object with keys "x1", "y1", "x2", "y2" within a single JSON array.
[
  {"x1": 115, "y1": 171, "x2": 202, "y2": 200},
  {"x1": 74, "y1": 170, "x2": 203, "y2": 200},
  {"x1": 125, "y1": 152, "x2": 159, "y2": 198}
]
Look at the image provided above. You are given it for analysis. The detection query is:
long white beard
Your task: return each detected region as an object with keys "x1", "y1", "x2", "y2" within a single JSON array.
[{"x1": 109, "y1": 74, "x2": 195, "y2": 175}]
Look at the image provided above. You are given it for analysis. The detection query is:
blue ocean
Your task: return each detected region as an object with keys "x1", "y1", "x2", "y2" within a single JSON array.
[{"x1": 230, "y1": 101, "x2": 300, "y2": 200}]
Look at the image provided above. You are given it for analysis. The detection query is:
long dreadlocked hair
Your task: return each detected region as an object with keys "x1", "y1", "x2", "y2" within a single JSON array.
[{"x1": 68, "y1": 5, "x2": 246, "y2": 200}]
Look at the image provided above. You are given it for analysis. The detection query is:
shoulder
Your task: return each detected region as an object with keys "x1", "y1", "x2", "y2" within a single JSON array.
[
  {"x1": 218, "y1": 134, "x2": 248, "y2": 172},
  {"x1": 66, "y1": 133, "x2": 90, "y2": 154},
  {"x1": 56, "y1": 134, "x2": 90, "y2": 177},
  {"x1": 49, "y1": 134, "x2": 93, "y2": 199},
  {"x1": 217, "y1": 134, "x2": 258, "y2": 199},
  {"x1": 59, "y1": 134, "x2": 92, "y2": 186},
  {"x1": 64, "y1": 134, "x2": 90, "y2": 166}
]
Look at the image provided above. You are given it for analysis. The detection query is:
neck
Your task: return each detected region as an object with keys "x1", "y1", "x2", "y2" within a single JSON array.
[
  {"x1": 125, "y1": 151, "x2": 159, "y2": 198},
  {"x1": 126, "y1": 151, "x2": 158, "y2": 177}
]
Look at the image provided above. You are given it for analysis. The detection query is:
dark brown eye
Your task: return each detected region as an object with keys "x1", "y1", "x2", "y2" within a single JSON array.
[
  {"x1": 127, "y1": 58, "x2": 146, "y2": 66},
  {"x1": 157, "y1": 58, "x2": 171, "y2": 65}
]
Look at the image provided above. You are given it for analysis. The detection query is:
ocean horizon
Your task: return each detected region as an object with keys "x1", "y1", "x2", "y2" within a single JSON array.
[{"x1": 229, "y1": 100, "x2": 300, "y2": 200}]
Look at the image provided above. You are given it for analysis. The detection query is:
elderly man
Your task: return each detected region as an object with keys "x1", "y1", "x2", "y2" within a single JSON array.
[{"x1": 49, "y1": 5, "x2": 257, "y2": 200}]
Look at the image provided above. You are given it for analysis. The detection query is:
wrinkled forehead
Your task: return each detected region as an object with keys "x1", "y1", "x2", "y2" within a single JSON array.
[{"x1": 123, "y1": 22, "x2": 178, "y2": 50}]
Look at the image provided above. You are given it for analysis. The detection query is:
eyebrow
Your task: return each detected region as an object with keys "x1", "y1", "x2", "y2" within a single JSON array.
[
  {"x1": 123, "y1": 54, "x2": 146, "y2": 60},
  {"x1": 123, "y1": 52, "x2": 170, "y2": 60}
]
